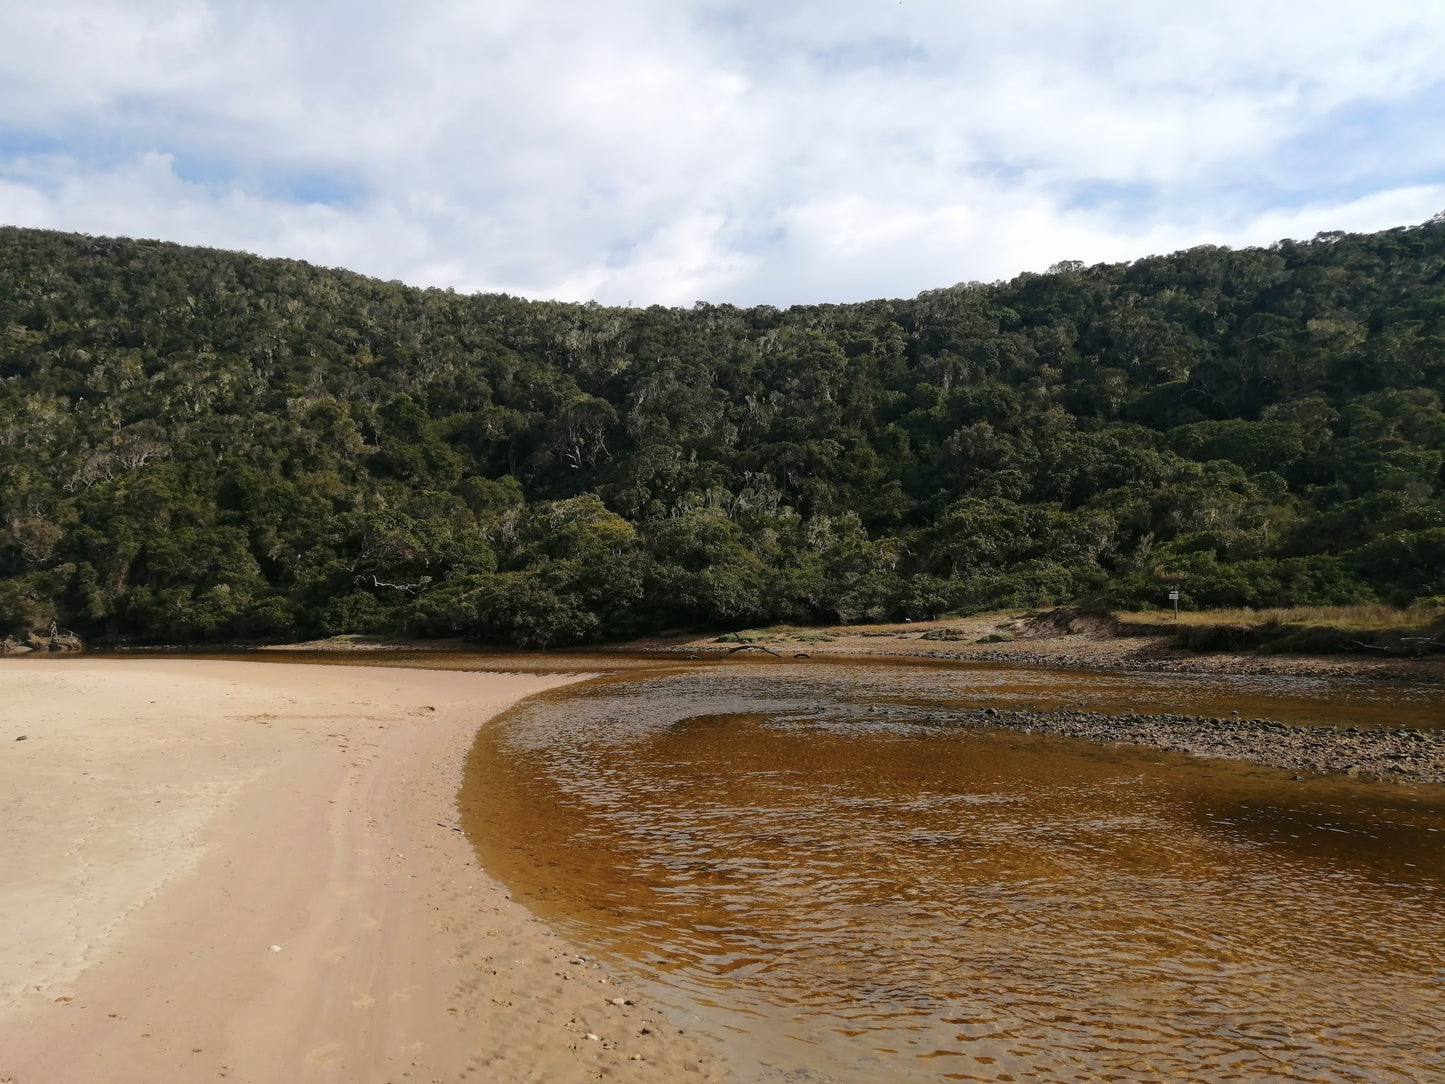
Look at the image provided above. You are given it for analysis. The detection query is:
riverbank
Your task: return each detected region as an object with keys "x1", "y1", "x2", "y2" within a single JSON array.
[
  {"x1": 251, "y1": 613, "x2": 1445, "y2": 784},
  {"x1": 609, "y1": 610, "x2": 1445, "y2": 682},
  {"x1": 621, "y1": 617, "x2": 1445, "y2": 784},
  {"x1": 30, "y1": 604, "x2": 1445, "y2": 685},
  {"x1": 0, "y1": 659, "x2": 724, "y2": 1084}
]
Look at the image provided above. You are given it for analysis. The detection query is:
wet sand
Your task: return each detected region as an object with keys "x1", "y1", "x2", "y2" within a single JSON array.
[{"x1": 0, "y1": 659, "x2": 723, "y2": 1084}]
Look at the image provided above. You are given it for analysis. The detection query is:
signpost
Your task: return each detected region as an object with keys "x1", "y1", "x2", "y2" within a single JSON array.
[{"x1": 1169, "y1": 589, "x2": 1180, "y2": 620}]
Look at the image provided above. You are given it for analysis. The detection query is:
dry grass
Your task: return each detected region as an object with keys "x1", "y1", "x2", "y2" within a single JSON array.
[
  {"x1": 1114, "y1": 602, "x2": 1444, "y2": 632},
  {"x1": 714, "y1": 626, "x2": 838, "y2": 644}
]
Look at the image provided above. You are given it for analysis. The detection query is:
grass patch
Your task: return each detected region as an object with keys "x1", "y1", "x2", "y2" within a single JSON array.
[
  {"x1": 1114, "y1": 602, "x2": 1444, "y2": 632},
  {"x1": 713, "y1": 630, "x2": 778, "y2": 644},
  {"x1": 717, "y1": 626, "x2": 840, "y2": 644},
  {"x1": 919, "y1": 627, "x2": 971, "y2": 641},
  {"x1": 1112, "y1": 602, "x2": 1445, "y2": 655}
]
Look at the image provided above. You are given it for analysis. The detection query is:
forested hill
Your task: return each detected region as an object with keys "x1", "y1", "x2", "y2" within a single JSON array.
[{"x1": 2, "y1": 221, "x2": 1444, "y2": 647}]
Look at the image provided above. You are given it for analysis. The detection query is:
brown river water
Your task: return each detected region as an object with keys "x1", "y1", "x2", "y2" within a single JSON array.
[{"x1": 456, "y1": 657, "x2": 1445, "y2": 1084}]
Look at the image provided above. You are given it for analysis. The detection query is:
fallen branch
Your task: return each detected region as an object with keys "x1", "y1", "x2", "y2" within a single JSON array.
[{"x1": 728, "y1": 643, "x2": 782, "y2": 658}]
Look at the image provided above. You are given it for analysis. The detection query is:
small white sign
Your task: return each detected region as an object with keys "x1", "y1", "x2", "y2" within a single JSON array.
[{"x1": 1168, "y1": 590, "x2": 1180, "y2": 600}]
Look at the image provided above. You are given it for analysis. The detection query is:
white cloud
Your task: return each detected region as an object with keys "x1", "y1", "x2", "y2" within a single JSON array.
[{"x1": 1, "y1": 0, "x2": 1444, "y2": 305}]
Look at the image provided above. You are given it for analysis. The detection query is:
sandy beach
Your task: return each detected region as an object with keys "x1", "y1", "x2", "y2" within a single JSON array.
[{"x1": 0, "y1": 658, "x2": 724, "y2": 1083}]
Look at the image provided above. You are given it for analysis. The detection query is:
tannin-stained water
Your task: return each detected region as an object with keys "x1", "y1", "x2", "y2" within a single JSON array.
[{"x1": 463, "y1": 662, "x2": 1445, "y2": 1083}]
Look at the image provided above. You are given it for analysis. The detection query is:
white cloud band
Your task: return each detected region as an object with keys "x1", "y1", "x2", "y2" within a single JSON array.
[{"x1": 2, "y1": 1, "x2": 1443, "y2": 304}]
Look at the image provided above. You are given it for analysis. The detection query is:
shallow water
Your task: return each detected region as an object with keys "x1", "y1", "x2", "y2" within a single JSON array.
[{"x1": 464, "y1": 662, "x2": 1445, "y2": 1083}]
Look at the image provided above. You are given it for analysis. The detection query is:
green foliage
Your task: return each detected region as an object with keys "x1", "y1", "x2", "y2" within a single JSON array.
[
  {"x1": 2, "y1": 219, "x2": 1444, "y2": 645},
  {"x1": 1346, "y1": 528, "x2": 1445, "y2": 603}
]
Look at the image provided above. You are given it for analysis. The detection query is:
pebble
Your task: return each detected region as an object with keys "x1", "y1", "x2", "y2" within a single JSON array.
[{"x1": 927, "y1": 706, "x2": 1445, "y2": 784}]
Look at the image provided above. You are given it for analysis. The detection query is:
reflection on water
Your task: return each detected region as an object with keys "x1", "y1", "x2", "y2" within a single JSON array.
[{"x1": 464, "y1": 663, "x2": 1445, "y2": 1082}]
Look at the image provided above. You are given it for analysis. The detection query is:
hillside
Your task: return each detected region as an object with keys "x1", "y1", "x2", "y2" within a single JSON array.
[{"x1": 2, "y1": 221, "x2": 1443, "y2": 646}]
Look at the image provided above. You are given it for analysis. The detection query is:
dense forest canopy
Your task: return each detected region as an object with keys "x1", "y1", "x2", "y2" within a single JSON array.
[{"x1": 2, "y1": 220, "x2": 1443, "y2": 646}]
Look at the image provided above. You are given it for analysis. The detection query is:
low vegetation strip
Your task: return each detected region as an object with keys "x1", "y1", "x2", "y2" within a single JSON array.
[
  {"x1": 1113, "y1": 603, "x2": 1445, "y2": 632},
  {"x1": 1111, "y1": 603, "x2": 1445, "y2": 655}
]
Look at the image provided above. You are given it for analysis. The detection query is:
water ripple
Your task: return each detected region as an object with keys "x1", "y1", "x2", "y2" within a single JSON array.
[{"x1": 464, "y1": 663, "x2": 1445, "y2": 1083}]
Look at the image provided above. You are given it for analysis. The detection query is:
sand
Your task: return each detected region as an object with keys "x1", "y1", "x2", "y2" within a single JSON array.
[{"x1": 0, "y1": 658, "x2": 725, "y2": 1083}]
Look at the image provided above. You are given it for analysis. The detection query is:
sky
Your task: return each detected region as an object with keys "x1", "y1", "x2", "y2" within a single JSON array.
[{"x1": 2, "y1": 1, "x2": 1444, "y2": 308}]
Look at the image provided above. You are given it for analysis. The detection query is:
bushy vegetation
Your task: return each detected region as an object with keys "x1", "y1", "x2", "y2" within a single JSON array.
[{"x1": 2, "y1": 219, "x2": 1444, "y2": 646}]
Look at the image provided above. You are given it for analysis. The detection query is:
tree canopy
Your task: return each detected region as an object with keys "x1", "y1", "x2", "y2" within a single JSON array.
[{"x1": 2, "y1": 219, "x2": 1443, "y2": 645}]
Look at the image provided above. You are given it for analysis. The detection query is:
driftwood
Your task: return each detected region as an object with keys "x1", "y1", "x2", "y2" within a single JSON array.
[
  {"x1": 1353, "y1": 637, "x2": 1444, "y2": 656},
  {"x1": 727, "y1": 643, "x2": 782, "y2": 658},
  {"x1": 1351, "y1": 640, "x2": 1389, "y2": 652}
]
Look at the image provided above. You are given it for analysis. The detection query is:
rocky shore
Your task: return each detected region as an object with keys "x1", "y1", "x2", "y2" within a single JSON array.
[
  {"x1": 856, "y1": 644, "x2": 1445, "y2": 682},
  {"x1": 0, "y1": 628, "x2": 83, "y2": 654},
  {"x1": 921, "y1": 706, "x2": 1445, "y2": 784}
]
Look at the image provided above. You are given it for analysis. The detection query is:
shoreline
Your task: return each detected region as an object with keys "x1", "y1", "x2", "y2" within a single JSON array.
[
  {"x1": 606, "y1": 612, "x2": 1445, "y2": 683},
  {"x1": 899, "y1": 705, "x2": 1445, "y2": 785},
  {"x1": 0, "y1": 658, "x2": 724, "y2": 1083},
  {"x1": 9, "y1": 606, "x2": 1439, "y2": 687},
  {"x1": 101, "y1": 607, "x2": 1445, "y2": 683}
]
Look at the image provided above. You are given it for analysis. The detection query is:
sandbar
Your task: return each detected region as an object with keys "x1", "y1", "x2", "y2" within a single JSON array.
[{"x1": 0, "y1": 658, "x2": 723, "y2": 1082}]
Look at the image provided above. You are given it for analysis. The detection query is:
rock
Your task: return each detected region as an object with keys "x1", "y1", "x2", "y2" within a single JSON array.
[{"x1": 22, "y1": 630, "x2": 83, "y2": 653}]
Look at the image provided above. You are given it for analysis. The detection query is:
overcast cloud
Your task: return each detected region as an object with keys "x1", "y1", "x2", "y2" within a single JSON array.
[{"x1": 2, "y1": 0, "x2": 1444, "y2": 306}]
